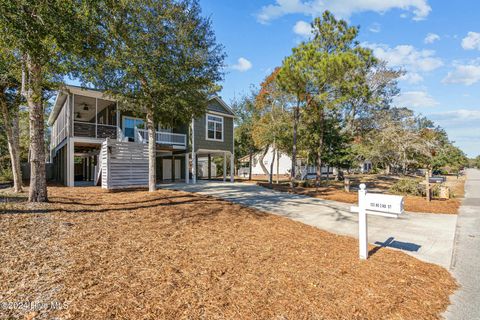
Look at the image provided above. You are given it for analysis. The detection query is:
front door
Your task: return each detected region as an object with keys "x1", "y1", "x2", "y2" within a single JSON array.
[
  {"x1": 162, "y1": 159, "x2": 172, "y2": 180},
  {"x1": 175, "y1": 159, "x2": 181, "y2": 179}
]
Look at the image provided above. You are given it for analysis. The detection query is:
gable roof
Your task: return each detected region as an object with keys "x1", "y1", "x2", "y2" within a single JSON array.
[{"x1": 207, "y1": 96, "x2": 235, "y2": 117}]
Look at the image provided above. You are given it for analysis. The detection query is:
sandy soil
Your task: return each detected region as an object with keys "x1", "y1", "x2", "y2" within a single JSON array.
[{"x1": 0, "y1": 186, "x2": 456, "y2": 319}]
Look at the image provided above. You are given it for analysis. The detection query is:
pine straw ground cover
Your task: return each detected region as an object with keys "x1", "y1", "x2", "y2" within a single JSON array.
[
  {"x1": 0, "y1": 187, "x2": 456, "y2": 319},
  {"x1": 257, "y1": 179, "x2": 465, "y2": 214}
]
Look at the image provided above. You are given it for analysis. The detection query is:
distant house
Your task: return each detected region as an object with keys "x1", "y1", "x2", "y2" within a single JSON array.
[
  {"x1": 48, "y1": 85, "x2": 235, "y2": 188},
  {"x1": 360, "y1": 160, "x2": 373, "y2": 173},
  {"x1": 238, "y1": 146, "x2": 334, "y2": 179},
  {"x1": 238, "y1": 146, "x2": 292, "y2": 176}
]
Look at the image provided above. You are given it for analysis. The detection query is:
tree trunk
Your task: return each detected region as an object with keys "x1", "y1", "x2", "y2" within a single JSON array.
[
  {"x1": 146, "y1": 107, "x2": 156, "y2": 192},
  {"x1": 291, "y1": 102, "x2": 299, "y2": 190},
  {"x1": 315, "y1": 151, "x2": 323, "y2": 189},
  {"x1": 248, "y1": 151, "x2": 252, "y2": 180},
  {"x1": 269, "y1": 146, "x2": 276, "y2": 187},
  {"x1": 259, "y1": 144, "x2": 270, "y2": 176},
  {"x1": 276, "y1": 149, "x2": 279, "y2": 184},
  {"x1": 25, "y1": 57, "x2": 47, "y2": 202},
  {"x1": 0, "y1": 92, "x2": 22, "y2": 192},
  {"x1": 315, "y1": 107, "x2": 325, "y2": 189}
]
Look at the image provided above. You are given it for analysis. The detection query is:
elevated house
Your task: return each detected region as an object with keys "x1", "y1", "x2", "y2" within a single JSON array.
[{"x1": 48, "y1": 85, "x2": 235, "y2": 188}]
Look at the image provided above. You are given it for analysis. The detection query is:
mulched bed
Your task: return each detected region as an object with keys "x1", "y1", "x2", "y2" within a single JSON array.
[
  {"x1": 1, "y1": 186, "x2": 457, "y2": 319},
  {"x1": 258, "y1": 182, "x2": 461, "y2": 214}
]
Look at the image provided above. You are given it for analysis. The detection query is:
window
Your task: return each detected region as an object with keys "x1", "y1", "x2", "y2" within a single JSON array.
[
  {"x1": 123, "y1": 116, "x2": 145, "y2": 140},
  {"x1": 206, "y1": 114, "x2": 223, "y2": 141}
]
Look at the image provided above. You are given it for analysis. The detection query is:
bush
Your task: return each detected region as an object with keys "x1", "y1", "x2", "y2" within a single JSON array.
[
  {"x1": 390, "y1": 178, "x2": 445, "y2": 198},
  {"x1": 389, "y1": 178, "x2": 423, "y2": 196},
  {"x1": 0, "y1": 167, "x2": 13, "y2": 183},
  {"x1": 301, "y1": 180, "x2": 313, "y2": 188}
]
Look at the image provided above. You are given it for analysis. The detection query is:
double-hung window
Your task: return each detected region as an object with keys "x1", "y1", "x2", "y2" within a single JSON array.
[{"x1": 206, "y1": 114, "x2": 223, "y2": 141}]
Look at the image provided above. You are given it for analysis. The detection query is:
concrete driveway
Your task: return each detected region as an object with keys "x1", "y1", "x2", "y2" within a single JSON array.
[{"x1": 159, "y1": 180, "x2": 457, "y2": 268}]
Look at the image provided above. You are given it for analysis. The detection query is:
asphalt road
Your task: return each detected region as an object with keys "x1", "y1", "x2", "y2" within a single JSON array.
[{"x1": 444, "y1": 168, "x2": 480, "y2": 320}]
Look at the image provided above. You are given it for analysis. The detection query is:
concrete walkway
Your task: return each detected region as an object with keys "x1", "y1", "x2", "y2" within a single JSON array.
[
  {"x1": 160, "y1": 180, "x2": 457, "y2": 268},
  {"x1": 444, "y1": 169, "x2": 480, "y2": 320}
]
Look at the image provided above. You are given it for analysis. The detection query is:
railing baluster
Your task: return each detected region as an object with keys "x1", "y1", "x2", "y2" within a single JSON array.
[{"x1": 134, "y1": 128, "x2": 186, "y2": 147}]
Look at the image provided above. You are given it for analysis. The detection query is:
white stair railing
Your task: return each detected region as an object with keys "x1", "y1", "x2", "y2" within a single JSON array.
[{"x1": 134, "y1": 128, "x2": 186, "y2": 147}]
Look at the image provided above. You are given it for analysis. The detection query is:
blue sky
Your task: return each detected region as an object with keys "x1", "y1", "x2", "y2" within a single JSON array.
[{"x1": 199, "y1": 0, "x2": 480, "y2": 157}]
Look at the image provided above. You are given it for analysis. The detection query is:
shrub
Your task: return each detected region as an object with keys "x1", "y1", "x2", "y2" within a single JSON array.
[
  {"x1": 301, "y1": 180, "x2": 313, "y2": 188},
  {"x1": 0, "y1": 167, "x2": 13, "y2": 183},
  {"x1": 389, "y1": 178, "x2": 423, "y2": 196}
]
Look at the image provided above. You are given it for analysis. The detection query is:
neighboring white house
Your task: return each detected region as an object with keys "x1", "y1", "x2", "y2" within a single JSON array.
[
  {"x1": 197, "y1": 157, "x2": 217, "y2": 178},
  {"x1": 238, "y1": 146, "x2": 334, "y2": 179},
  {"x1": 239, "y1": 146, "x2": 292, "y2": 176}
]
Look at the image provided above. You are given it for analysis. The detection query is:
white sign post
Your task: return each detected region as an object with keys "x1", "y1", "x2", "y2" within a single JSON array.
[
  {"x1": 358, "y1": 184, "x2": 368, "y2": 259},
  {"x1": 351, "y1": 184, "x2": 405, "y2": 260}
]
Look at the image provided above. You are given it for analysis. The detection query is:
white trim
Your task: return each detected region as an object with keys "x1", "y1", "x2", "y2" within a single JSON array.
[
  {"x1": 116, "y1": 104, "x2": 120, "y2": 129},
  {"x1": 230, "y1": 152, "x2": 234, "y2": 182},
  {"x1": 185, "y1": 153, "x2": 190, "y2": 184},
  {"x1": 223, "y1": 151, "x2": 226, "y2": 182},
  {"x1": 205, "y1": 113, "x2": 224, "y2": 142},
  {"x1": 207, "y1": 110, "x2": 235, "y2": 118},
  {"x1": 95, "y1": 97, "x2": 98, "y2": 138},
  {"x1": 67, "y1": 138, "x2": 74, "y2": 187}
]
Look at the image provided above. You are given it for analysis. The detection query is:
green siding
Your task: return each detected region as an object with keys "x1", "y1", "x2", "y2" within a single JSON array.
[
  {"x1": 193, "y1": 114, "x2": 233, "y2": 153},
  {"x1": 207, "y1": 98, "x2": 234, "y2": 116}
]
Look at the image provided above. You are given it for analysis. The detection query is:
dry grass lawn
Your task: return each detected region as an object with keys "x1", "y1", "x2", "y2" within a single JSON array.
[{"x1": 0, "y1": 186, "x2": 456, "y2": 319}]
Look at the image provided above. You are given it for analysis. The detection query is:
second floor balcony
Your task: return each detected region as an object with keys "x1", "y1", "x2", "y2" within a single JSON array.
[{"x1": 134, "y1": 127, "x2": 187, "y2": 148}]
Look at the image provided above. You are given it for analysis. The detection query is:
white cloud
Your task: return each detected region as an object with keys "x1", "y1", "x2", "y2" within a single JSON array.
[
  {"x1": 430, "y1": 109, "x2": 480, "y2": 122},
  {"x1": 293, "y1": 20, "x2": 313, "y2": 37},
  {"x1": 231, "y1": 57, "x2": 252, "y2": 72},
  {"x1": 256, "y1": 0, "x2": 431, "y2": 24},
  {"x1": 461, "y1": 32, "x2": 480, "y2": 50},
  {"x1": 366, "y1": 43, "x2": 443, "y2": 72},
  {"x1": 400, "y1": 72, "x2": 424, "y2": 84},
  {"x1": 393, "y1": 91, "x2": 438, "y2": 108},
  {"x1": 424, "y1": 33, "x2": 440, "y2": 44},
  {"x1": 368, "y1": 23, "x2": 381, "y2": 33},
  {"x1": 443, "y1": 63, "x2": 480, "y2": 85}
]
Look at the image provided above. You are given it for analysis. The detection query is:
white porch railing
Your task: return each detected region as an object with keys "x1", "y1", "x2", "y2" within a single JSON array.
[{"x1": 134, "y1": 127, "x2": 186, "y2": 147}]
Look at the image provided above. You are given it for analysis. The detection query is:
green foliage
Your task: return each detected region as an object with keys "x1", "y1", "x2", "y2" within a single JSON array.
[
  {"x1": 0, "y1": 0, "x2": 103, "y2": 85},
  {"x1": 389, "y1": 178, "x2": 424, "y2": 196},
  {"x1": 389, "y1": 178, "x2": 442, "y2": 197},
  {"x1": 252, "y1": 68, "x2": 293, "y2": 154},
  {"x1": 0, "y1": 166, "x2": 13, "y2": 182},
  {"x1": 232, "y1": 92, "x2": 260, "y2": 166},
  {"x1": 79, "y1": 0, "x2": 225, "y2": 127},
  {"x1": 276, "y1": 11, "x2": 380, "y2": 178},
  {"x1": 432, "y1": 143, "x2": 469, "y2": 173},
  {"x1": 470, "y1": 156, "x2": 480, "y2": 168}
]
